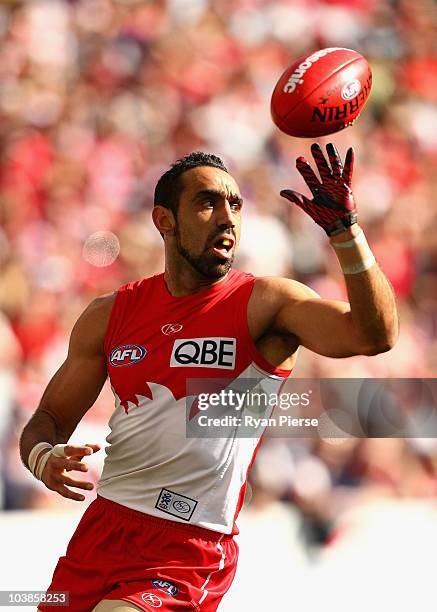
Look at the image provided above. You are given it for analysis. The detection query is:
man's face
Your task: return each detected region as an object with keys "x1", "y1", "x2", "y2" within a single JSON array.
[{"x1": 173, "y1": 166, "x2": 243, "y2": 279}]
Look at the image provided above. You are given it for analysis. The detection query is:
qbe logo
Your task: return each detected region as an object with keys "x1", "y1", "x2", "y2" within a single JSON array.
[
  {"x1": 170, "y1": 337, "x2": 236, "y2": 369},
  {"x1": 109, "y1": 344, "x2": 147, "y2": 367}
]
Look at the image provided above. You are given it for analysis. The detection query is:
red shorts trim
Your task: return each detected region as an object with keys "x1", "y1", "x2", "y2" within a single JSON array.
[{"x1": 39, "y1": 495, "x2": 238, "y2": 611}]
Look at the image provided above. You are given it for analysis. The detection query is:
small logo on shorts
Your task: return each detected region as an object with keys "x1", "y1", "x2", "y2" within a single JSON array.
[
  {"x1": 161, "y1": 323, "x2": 183, "y2": 335},
  {"x1": 151, "y1": 579, "x2": 179, "y2": 597},
  {"x1": 141, "y1": 593, "x2": 162, "y2": 607},
  {"x1": 155, "y1": 488, "x2": 198, "y2": 521}
]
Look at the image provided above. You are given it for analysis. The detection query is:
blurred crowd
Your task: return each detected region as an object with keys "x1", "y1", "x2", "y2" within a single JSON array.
[{"x1": 1, "y1": 0, "x2": 437, "y2": 551}]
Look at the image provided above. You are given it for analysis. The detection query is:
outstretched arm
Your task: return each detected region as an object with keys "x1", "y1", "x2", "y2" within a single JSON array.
[
  {"x1": 19, "y1": 294, "x2": 115, "y2": 500},
  {"x1": 257, "y1": 252, "x2": 397, "y2": 358},
  {"x1": 253, "y1": 143, "x2": 398, "y2": 358}
]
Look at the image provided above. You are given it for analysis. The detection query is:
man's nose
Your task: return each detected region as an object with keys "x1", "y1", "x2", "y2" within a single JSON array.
[{"x1": 216, "y1": 201, "x2": 235, "y2": 228}]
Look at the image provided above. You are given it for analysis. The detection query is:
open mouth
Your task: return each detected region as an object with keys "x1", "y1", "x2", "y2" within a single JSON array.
[{"x1": 211, "y1": 235, "x2": 235, "y2": 259}]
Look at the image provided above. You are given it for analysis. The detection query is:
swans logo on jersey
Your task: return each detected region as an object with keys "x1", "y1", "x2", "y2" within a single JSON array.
[
  {"x1": 109, "y1": 344, "x2": 147, "y2": 367},
  {"x1": 170, "y1": 337, "x2": 236, "y2": 369},
  {"x1": 161, "y1": 323, "x2": 183, "y2": 335}
]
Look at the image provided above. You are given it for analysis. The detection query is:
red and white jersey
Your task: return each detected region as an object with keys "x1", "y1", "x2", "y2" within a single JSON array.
[{"x1": 97, "y1": 270, "x2": 292, "y2": 534}]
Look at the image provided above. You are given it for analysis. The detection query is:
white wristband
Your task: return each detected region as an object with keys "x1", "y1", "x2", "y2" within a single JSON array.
[
  {"x1": 35, "y1": 450, "x2": 52, "y2": 481},
  {"x1": 341, "y1": 255, "x2": 376, "y2": 275},
  {"x1": 331, "y1": 230, "x2": 366, "y2": 249},
  {"x1": 30, "y1": 443, "x2": 70, "y2": 482},
  {"x1": 331, "y1": 229, "x2": 377, "y2": 275},
  {"x1": 28, "y1": 442, "x2": 53, "y2": 477},
  {"x1": 52, "y1": 444, "x2": 68, "y2": 458}
]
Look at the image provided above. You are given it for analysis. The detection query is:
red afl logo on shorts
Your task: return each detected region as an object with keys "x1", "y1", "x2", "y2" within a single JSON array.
[
  {"x1": 141, "y1": 592, "x2": 162, "y2": 607},
  {"x1": 109, "y1": 344, "x2": 147, "y2": 367}
]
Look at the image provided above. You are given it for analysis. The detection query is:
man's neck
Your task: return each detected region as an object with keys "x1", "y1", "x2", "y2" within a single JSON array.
[{"x1": 163, "y1": 263, "x2": 229, "y2": 297}]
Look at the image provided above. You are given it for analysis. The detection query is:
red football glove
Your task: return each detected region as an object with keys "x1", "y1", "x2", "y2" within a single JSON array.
[{"x1": 280, "y1": 143, "x2": 357, "y2": 236}]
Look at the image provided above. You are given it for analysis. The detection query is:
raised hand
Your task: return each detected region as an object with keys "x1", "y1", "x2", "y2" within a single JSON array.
[{"x1": 280, "y1": 143, "x2": 357, "y2": 236}]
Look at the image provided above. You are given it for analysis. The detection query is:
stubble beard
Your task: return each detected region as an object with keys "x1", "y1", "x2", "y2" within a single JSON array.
[{"x1": 175, "y1": 226, "x2": 234, "y2": 280}]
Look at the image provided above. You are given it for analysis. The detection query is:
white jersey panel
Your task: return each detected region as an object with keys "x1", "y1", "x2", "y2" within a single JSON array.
[{"x1": 97, "y1": 363, "x2": 286, "y2": 534}]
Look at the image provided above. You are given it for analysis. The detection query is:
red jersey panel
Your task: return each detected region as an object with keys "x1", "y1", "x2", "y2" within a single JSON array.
[{"x1": 98, "y1": 270, "x2": 291, "y2": 534}]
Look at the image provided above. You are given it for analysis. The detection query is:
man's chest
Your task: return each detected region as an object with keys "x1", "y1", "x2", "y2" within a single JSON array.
[{"x1": 105, "y1": 305, "x2": 246, "y2": 407}]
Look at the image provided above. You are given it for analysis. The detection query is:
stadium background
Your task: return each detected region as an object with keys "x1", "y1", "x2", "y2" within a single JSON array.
[{"x1": 0, "y1": 0, "x2": 436, "y2": 610}]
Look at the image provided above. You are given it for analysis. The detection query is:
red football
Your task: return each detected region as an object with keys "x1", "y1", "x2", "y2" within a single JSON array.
[{"x1": 271, "y1": 47, "x2": 372, "y2": 138}]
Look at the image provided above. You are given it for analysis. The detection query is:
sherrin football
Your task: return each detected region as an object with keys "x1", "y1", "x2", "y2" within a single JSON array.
[{"x1": 271, "y1": 47, "x2": 372, "y2": 138}]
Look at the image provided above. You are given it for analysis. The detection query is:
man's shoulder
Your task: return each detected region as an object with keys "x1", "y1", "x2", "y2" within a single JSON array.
[
  {"x1": 252, "y1": 276, "x2": 320, "y2": 303},
  {"x1": 247, "y1": 277, "x2": 321, "y2": 340},
  {"x1": 86, "y1": 292, "x2": 117, "y2": 318},
  {"x1": 117, "y1": 274, "x2": 161, "y2": 294},
  {"x1": 71, "y1": 293, "x2": 117, "y2": 351}
]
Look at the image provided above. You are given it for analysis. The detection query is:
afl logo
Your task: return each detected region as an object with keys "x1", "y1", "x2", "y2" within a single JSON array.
[
  {"x1": 341, "y1": 79, "x2": 361, "y2": 101},
  {"x1": 172, "y1": 500, "x2": 191, "y2": 513},
  {"x1": 109, "y1": 344, "x2": 147, "y2": 367},
  {"x1": 161, "y1": 323, "x2": 183, "y2": 336}
]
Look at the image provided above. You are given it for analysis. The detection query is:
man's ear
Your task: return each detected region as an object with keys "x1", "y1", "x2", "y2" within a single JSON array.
[{"x1": 152, "y1": 205, "x2": 176, "y2": 237}]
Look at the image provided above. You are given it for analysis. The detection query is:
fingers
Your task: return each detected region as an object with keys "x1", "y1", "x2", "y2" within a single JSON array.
[
  {"x1": 49, "y1": 454, "x2": 88, "y2": 471},
  {"x1": 326, "y1": 143, "x2": 343, "y2": 178},
  {"x1": 280, "y1": 190, "x2": 316, "y2": 222},
  {"x1": 42, "y1": 456, "x2": 89, "y2": 486},
  {"x1": 343, "y1": 147, "x2": 355, "y2": 185},
  {"x1": 63, "y1": 443, "x2": 101, "y2": 461},
  {"x1": 296, "y1": 155, "x2": 322, "y2": 193},
  {"x1": 85, "y1": 443, "x2": 101, "y2": 453},
  {"x1": 63, "y1": 444, "x2": 94, "y2": 457},
  {"x1": 302, "y1": 143, "x2": 354, "y2": 186},
  {"x1": 280, "y1": 189, "x2": 303, "y2": 205},
  {"x1": 46, "y1": 441, "x2": 100, "y2": 475},
  {"x1": 40, "y1": 443, "x2": 100, "y2": 501},
  {"x1": 43, "y1": 469, "x2": 91, "y2": 501},
  {"x1": 43, "y1": 458, "x2": 95, "y2": 501},
  {"x1": 280, "y1": 189, "x2": 313, "y2": 209},
  {"x1": 60, "y1": 474, "x2": 94, "y2": 491},
  {"x1": 310, "y1": 143, "x2": 332, "y2": 183},
  {"x1": 56, "y1": 485, "x2": 87, "y2": 502},
  {"x1": 64, "y1": 459, "x2": 89, "y2": 472}
]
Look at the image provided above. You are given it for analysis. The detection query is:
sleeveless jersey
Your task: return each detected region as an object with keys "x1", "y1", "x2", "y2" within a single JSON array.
[{"x1": 97, "y1": 269, "x2": 292, "y2": 534}]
